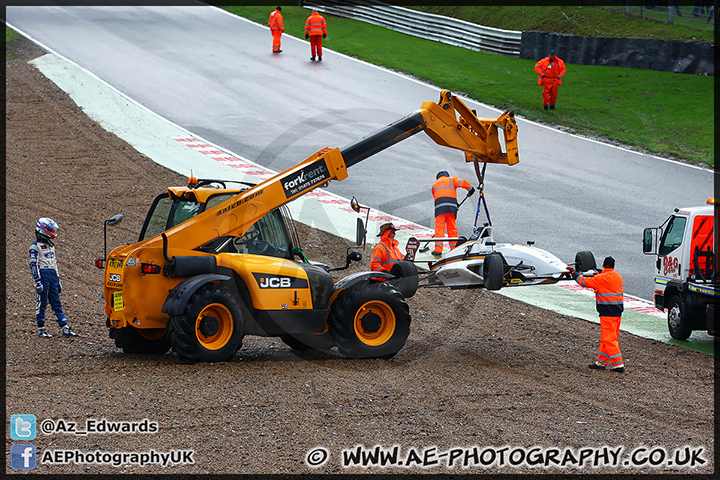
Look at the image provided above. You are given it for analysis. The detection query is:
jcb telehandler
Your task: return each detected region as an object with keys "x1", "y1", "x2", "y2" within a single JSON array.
[{"x1": 96, "y1": 90, "x2": 519, "y2": 363}]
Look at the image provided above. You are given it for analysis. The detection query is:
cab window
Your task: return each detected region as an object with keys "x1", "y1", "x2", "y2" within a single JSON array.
[
  {"x1": 658, "y1": 216, "x2": 687, "y2": 256},
  {"x1": 231, "y1": 210, "x2": 292, "y2": 259},
  {"x1": 139, "y1": 196, "x2": 200, "y2": 241},
  {"x1": 206, "y1": 193, "x2": 237, "y2": 210}
]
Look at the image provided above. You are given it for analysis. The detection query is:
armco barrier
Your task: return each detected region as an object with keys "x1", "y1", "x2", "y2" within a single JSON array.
[{"x1": 300, "y1": 1, "x2": 522, "y2": 56}]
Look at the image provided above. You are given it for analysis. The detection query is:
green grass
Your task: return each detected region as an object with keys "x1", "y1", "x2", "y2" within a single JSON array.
[
  {"x1": 5, "y1": 27, "x2": 21, "y2": 59},
  {"x1": 222, "y1": 5, "x2": 714, "y2": 166},
  {"x1": 411, "y1": 5, "x2": 716, "y2": 42}
]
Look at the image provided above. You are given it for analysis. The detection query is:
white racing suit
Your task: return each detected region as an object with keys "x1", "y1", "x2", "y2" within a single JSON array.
[{"x1": 30, "y1": 240, "x2": 67, "y2": 328}]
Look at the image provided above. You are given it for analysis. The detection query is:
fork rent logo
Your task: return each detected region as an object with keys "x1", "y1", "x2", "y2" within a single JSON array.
[
  {"x1": 281, "y1": 159, "x2": 330, "y2": 198},
  {"x1": 11, "y1": 444, "x2": 37, "y2": 470}
]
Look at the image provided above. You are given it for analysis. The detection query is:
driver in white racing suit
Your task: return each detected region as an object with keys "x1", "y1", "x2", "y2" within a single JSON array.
[{"x1": 30, "y1": 218, "x2": 78, "y2": 337}]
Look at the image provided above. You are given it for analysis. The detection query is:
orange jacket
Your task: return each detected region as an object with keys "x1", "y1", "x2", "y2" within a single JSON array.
[
  {"x1": 371, "y1": 231, "x2": 404, "y2": 272},
  {"x1": 305, "y1": 11, "x2": 327, "y2": 36},
  {"x1": 535, "y1": 56, "x2": 566, "y2": 85},
  {"x1": 269, "y1": 9, "x2": 284, "y2": 32},
  {"x1": 432, "y1": 175, "x2": 472, "y2": 217},
  {"x1": 574, "y1": 268, "x2": 624, "y2": 317}
]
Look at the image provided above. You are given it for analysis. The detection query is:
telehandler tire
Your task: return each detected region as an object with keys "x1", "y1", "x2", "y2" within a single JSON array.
[
  {"x1": 110, "y1": 326, "x2": 171, "y2": 354},
  {"x1": 167, "y1": 284, "x2": 244, "y2": 364},
  {"x1": 329, "y1": 281, "x2": 410, "y2": 359}
]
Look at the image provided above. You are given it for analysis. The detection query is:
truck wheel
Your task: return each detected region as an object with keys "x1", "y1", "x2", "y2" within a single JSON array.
[
  {"x1": 483, "y1": 253, "x2": 504, "y2": 291},
  {"x1": 575, "y1": 251, "x2": 597, "y2": 272},
  {"x1": 668, "y1": 295, "x2": 692, "y2": 340},
  {"x1": 167, "y1": 284, "x2": 244, "y2": 364},
  {"x1": 280, "y1": 332, "x2": 335, "y2": 351},
  {"x1": 329, "y1": 282, "x2": 410, "y2": 359},
  {"x1": 110, "y1": 326, "x2": 170, "y2": 354},
  {"x1": 388, "y1": 261, "x2": 419, "y2": 298}
]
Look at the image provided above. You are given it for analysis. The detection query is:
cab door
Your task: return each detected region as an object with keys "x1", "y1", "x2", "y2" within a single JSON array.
[{"x1": 657, "y1": 215, "x2": 688, "y2": 280}]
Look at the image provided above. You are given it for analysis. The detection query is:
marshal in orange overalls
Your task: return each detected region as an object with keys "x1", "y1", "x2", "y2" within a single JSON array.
[
  {"x1": 572, "y1": 257, "x2": 625, "y2": 372},
  {"x1": 268, "y1": 7, "x2": 284, "y2": 53},
  {"x1": 304, "y1": 10, "x2": 327, "y2": 60},
  {"x1": 534, "y1": 51, "x2": 566, "y2": 110},
  {"x1": 432, "y1": 171, "x2": 472, "y2": 257},
  {"x1": 371, "y1": 223, "x2": 405, "y2": 273}
]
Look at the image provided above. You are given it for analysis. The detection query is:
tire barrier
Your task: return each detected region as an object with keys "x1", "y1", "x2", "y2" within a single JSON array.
[{"x1": 520, "y1": 31, "x2": 714, "y2": 75}]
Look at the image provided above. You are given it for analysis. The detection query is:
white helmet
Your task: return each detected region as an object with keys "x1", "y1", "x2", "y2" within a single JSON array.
[{"x1": 36, "y1": 217, "x2": 59, "y2": 241}]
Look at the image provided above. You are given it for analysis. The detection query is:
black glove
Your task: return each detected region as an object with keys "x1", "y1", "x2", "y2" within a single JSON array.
[
  {"x1": 468, "y1": 187, "x2": 476, "y2": 197},
  {"x1": 305, "y1": 34, "x2": 309, "y2": 39},
  {"x1": 322, "y1": 34, "x2": 326, "y2": 39},
  {"x1": 35, "y1": 279, "x2": 43, "y2": 294}
]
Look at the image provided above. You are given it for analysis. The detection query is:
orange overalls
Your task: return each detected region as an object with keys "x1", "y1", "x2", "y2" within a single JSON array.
[
  {"x1": 371, "y1": 231, "x2": 404, "y2": 272},
  {"x1": 304, "y1": 11, "x2": 327, "y2": 58},
  {"x1": 575, "y1": 268, "x2": 625, "y2": 369},
  {"x1": 534, "y1": 56, "x2": 566, "y2": 107},
  {"x1": 269, "y1": 8, "x2": 284, "y2": 52},
  {"x1": 432, "y1": 175, "x2": 472, "y2": 255}
]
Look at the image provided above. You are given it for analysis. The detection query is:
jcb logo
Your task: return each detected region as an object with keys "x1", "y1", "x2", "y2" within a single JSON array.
[
  {"x1": 253, "y1": 273, "x2": 308, "y2": 289},
  {"x1": 260, "y1": 277, "x2": 291, "y2": 288},
  {"x1": 109, "y1": 273, "x2": 122, "y2": 283}
]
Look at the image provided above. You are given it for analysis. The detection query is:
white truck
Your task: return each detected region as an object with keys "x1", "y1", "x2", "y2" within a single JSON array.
[{"x1": 643, "y1": 198, "x2": 718, "y2": 340}]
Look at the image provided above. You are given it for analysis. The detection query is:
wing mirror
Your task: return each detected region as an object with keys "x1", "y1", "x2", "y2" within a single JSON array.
[
  {"x1": 642, "y1": 228, "x2": 657, "y2": 255},
  {"x1": 95, "y1": 213, "x2": 124, "y2": 269},
  {"x1": 351, "y1": 196, "x2": 370, "y2": 248}
]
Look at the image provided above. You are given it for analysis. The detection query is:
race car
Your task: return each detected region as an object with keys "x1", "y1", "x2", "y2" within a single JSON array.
[
  {"x1": 351, "y1": 197, "x2": 597, "y2": 294},
  {"x1": 407, "y1": 225, "x2": 598, "y2": 291}
]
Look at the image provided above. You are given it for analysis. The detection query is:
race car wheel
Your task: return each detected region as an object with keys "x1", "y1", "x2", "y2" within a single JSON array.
[
  {"x1": 168, "y1": 284, "x2": 244, "y2": 364},
  {"x1": 110, "y1": 326, "x2": 170, "y2": 354},
  {"x1": 667, "y1": 295, "x2": 692, "y2": 340},
  {"x1": 575, "y1": 251, "x2": 597, "y2": 273},
  {"x1": 388, "y1": 261, "x2": 419, "y2": 298},
  {"x1": 329, "y1": 281, "x2": 410, "y2": 359},
  {"x1": 483, "y1": 253, "x2": 504, "y2": 291}
]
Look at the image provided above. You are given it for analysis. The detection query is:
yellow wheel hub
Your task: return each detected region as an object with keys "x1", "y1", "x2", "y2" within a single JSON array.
[
  {"x1": 353, "y1": 300, "x2": 395, "y2": 346},
  {"x1": 195, "y1": 303, "x2": 233, "y2": 350}
]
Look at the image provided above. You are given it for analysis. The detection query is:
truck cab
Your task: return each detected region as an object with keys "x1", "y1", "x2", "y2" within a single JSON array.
[{"x1": 643, "y1": 198, "x2": 717, "y2": 339}]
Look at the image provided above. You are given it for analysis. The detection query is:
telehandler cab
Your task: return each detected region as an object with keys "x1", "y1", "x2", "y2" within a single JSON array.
[{"x1": 96, "y1": 90, "x2": 519, "y2": 363}]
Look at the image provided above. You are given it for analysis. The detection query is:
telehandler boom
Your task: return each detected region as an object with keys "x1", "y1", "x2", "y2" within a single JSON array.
[{"x1": 99, "y1": 90, "x2": 518, "y2": 363}]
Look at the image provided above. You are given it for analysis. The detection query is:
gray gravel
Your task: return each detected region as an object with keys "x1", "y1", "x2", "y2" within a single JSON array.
[{"x1": 5, "y1": 37, "x2": 714, "y2": 475}]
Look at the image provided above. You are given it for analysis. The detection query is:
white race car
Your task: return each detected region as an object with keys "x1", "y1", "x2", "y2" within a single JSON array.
[{"x1": 407, "y1": 225, "x2": 597, "y2": 291}]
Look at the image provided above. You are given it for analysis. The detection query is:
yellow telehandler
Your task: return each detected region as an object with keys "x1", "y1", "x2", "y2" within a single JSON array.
[{"x1": 96, "y1": 90, "x2": 518, "y2": 363}]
